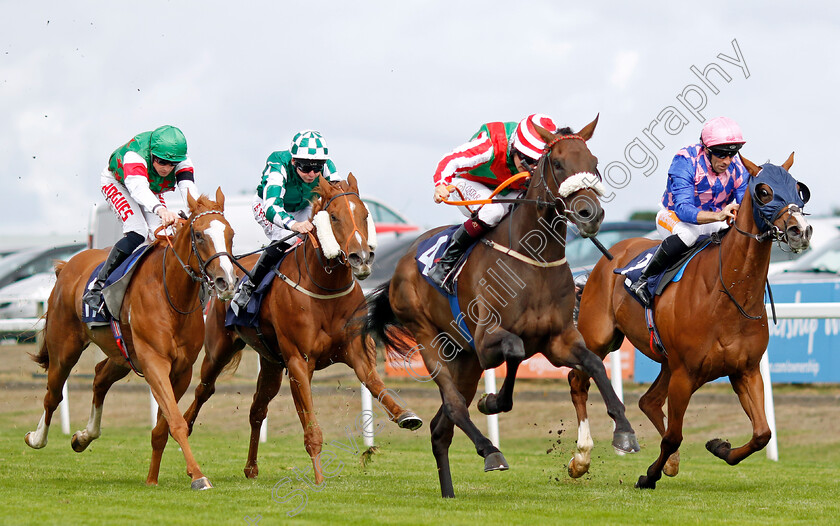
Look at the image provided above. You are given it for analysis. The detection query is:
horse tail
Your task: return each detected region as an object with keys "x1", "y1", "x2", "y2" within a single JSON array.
[
  {"x1": 31, "y1": 327, "x2": 50, "y2": 370},
  {"x1": 363, "y1": 281, "x2": 415, "y2": 357},
  {"x1": 221, "y1": 349, "x2": 243, "y2": 376},
  {"x1": 54, "y1": 260, "x2": 66, "y2": 277}
]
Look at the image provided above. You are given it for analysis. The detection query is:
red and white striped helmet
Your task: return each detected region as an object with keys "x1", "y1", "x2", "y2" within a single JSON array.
[{"x1": 512, "y1": 113, "x2": 558, "y2": 160}]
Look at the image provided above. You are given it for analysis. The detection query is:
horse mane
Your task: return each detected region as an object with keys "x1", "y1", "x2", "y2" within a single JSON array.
[
  {"x1": 557, "y1": 126, "x2": 574, "y2": 135},
  {"x1": 310, "y1": 180, "x2": 351, "y2": 215}
]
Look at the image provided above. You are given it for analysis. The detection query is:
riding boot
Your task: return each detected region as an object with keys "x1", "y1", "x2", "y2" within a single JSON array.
[
  {"x1": 82, "y1": 243, "x2": 133, "y2": 313},
  {"x1": 232, "y1": 242, "x2": 287, "y2": 310},
  {"x1": 428, "y1": 222, "x2": 482, "y2": 294},
  {"x1": 628, "y1": 235, "x2": 690, "y2": 307}
]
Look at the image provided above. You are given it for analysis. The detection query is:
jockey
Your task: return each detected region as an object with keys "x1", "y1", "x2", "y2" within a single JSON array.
[
  {"x1": 428, "y1": 113, "x2": 557, "y2": 293},
  {"x1": 231, "y1": 130, "x2": 337, "y2": 311},
  {"x1": 83, "y1": 125, "x2": 198, "y2": 313},
  {"x1": 629, "y1": 116, "x2": 749, "y2": 306}
]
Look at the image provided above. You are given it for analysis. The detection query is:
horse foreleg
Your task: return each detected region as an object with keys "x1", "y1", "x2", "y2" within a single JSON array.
[
  {"x1": 430, "y1": 405, "x2": 456, "y2": 498},
  {"x1": 287, "y1": 356, "x2": 325, "y2": 485},
  {"x1": 545, "y1": 335, "x2": 640, "y2": 455},
  {"x1": 476, "y1": 329, "x2": 524, "y2": 416},
  {"x1": 71, "y1": 358, "x2": 130, "y2": 452},
  {"x1": 566, "y1": 370, "x2": 594, "y2": 478},
  {"x1": 706, "y1": 369, "x2": 771, "y2": 465},
  {"x1": 346, "y1": 336, "x2": 422, "y2": 431},
  {"x1": 184, "y1": 336, "x2": 244, "y2": 435},
  {"x1": 244, "y1": 356, "x2": 284, "y2": 479},
  {"x1": 640, "y1": 366, "x2": 680, "y2": 476},
  {"x1": 142, "y1": 355, "x2": 211, "y2": 490},
  {"x1": 636, "y1": 370, "x2": 693, "y2": 490}
]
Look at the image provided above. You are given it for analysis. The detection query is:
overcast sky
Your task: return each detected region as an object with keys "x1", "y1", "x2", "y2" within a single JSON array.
[{"x1": 2, "y1": 1, "x2": 838, "y2": 245}]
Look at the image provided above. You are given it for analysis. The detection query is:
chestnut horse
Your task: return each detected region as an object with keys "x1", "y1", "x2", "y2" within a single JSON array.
[
  {"x1": 26, "y1": 188, "x2": 237, "y2": 490},
  {"x1": 574, "y1": 154, "x2": 811, "y2": 489},
  {"x1": 364, "y1": 117, "x2": 641, "y2": 498},
  {"x1": 183, "y1": 174, "x2": 422, "y2": 483}
]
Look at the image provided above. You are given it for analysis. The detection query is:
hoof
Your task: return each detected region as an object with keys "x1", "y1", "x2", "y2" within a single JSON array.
[
  {"x1": 477, "y1": 393, "x2": 492, "y2": 415},
  {"x1": 567, "y1": 457, "x2": 590, "y2": 479},
  {"x1": 705, "y1": 438, "x2": 731, "y2": 460},
  {"x1": 191, "y1": 476, "x2": 213, "y2": 490},
  {"x1": 396, "y1": 411, "x2": 423, "y2": 431},
  {"x1": 70, "y1": 433, "x2": 89, "y2": 453},
  {"x1": 484, "y1": 451, "x2": 509, "y2": 472},
  {"x1": 635, "y1": 475, "x2": 656, "y2": 490},
  {"x1": 244, "y1": 465, "x2": 258, "y2": 479},
  {"x1": 24, "y1": 432, "x2": 44, "y2": 449},
  {"x1": 664, "y1": 451, "x2": 680, "y2": 477},
  {"x1": 612, "y1": 431, "x2": 640, "y2": 454}
]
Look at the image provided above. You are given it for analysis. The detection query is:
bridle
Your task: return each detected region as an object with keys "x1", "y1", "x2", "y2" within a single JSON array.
[{"x1": 160, "y1": 209, "x2": 241, "y2": 314}]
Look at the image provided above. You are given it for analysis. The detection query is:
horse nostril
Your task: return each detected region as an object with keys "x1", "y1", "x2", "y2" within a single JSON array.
[
  {"x1": 348, "y1": 253, "x2": 362, "y2": 267},
  {"x1": 805, "y1": 225, "x2": 813, "y2": 240},
  {"x1": 368, "y1": 251, "x2": 376, "y2": 265},
  {"x1": 215, "y1": 277, "x2": 228, "y2": 291}
]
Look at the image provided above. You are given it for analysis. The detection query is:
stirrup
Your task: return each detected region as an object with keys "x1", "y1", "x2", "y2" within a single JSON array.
[
  {"x1": 82, "y1": 287, "x2": 104, "y2": 312},
  {"x1": 629, "y1": 278, "x2": 651, "y2": 307}
]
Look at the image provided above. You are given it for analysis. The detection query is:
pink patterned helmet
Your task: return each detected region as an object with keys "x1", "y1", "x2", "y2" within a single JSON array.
[
  {"x1": 700, "y1": 116, "x2": 746, "y2": 148},
  {"x1": 512, "y1": 113, "x2": 558, "y2": 160}
]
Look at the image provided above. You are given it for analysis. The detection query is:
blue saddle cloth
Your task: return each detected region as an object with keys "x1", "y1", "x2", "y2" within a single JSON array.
[
  {"x1": 614, "y1": 236, "x2": 713, "y2": 306},
  {"x1": 82, "y1": 244, "x2": 155, "y2": 324},
  {"x1": 225, "y1": 247, "x2": 295, "y2": 329},
  {"x1": 415, "y1": 226, "x2": 480, "y2": 350}
]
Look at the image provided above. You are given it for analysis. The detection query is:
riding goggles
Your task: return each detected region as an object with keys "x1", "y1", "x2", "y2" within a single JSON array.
[
  {"x1": 707, "y1": 145, "x2": 742, "y2": 159},
  {"x1": 152, "y1": 156, "x2": 177, "y2": 167},
  {"x1": 294, "y1": 160, "x2": 325, "y2": 173}
]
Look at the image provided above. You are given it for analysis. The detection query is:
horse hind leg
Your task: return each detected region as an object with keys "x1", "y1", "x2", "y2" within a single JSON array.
[
  {"x1": 71, "y1": 358, "x2": 130, "y2": 452},
  {"x1": 476, "y1": 329, "x2": 525, "y2": 416},
  {"x1": 430, "y1": 405, "x2": 457, "y2": 498},
  {"x1": 639, "y1": 366, "x2": 680, "y2": 476},
  {"x1": 566, "y1": 370, "x2": 594, "y2": 478},
  {"x1": 25, "y1": 326, "x2": 87, "y2": 449},
  {"x1": 706, "y1": 370, "x2": 771, "y2": 465},
  {"x1": 347, "y1": 335, "x2": 422, "y2": 431},
  {"x1": 244, "y1": 356, "x2": 284, "y2": 479}
]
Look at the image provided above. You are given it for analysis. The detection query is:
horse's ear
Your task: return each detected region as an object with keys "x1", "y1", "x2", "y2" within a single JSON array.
[
  {"x1": 317, "y1": 174, "x2": 332, "y2": 197},
  {"x1": 347, "y1": 172, "x2": 359, "y2": 193},
  {"x1": 215, "y1": 187, "x2": 225, "y2": 211},
  {"x1": 535, "y1": 124, "x2": 554, "y2": 144},
  {"x1": 187, "y1": 191, "x2": 199, "y2": 213},
  {"x1": 578, "y1": 114, "x2": 599, "y2": 141},
  {"x1": 739, "y1": 154, "x2": 761, "y2": 177},
  {"x1": 782, "y1": 152, "x2": 795, "y2": 172}
]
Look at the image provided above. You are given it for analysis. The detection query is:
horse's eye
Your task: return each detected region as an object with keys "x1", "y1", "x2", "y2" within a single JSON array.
[{"x1": 330, "y1": 214, "x2": 338, "y2": 222}]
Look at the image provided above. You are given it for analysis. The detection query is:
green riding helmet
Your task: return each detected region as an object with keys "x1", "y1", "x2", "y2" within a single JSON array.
[
  {"x1": 290, "y1": 130, "x2": 329, "y2": 160},
  {"x1": 149, "y1": 125, "x2": 188, "y2": 162}
]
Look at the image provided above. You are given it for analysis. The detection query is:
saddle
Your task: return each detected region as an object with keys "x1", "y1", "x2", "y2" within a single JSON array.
[
  {"x1": 225, "y1": 242, "x2": 298, "y2": 329},
  {"x1": 82, "y1": 244, "x2": 155, "y2": 326}
]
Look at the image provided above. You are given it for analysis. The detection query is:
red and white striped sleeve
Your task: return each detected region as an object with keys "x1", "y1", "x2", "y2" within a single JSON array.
[
  {"x1": 432, "y1": 132, "x2": 494, "y2": 188},
  {"x1": 122, "y1": 151, "x2": 162, "y2": 212}
]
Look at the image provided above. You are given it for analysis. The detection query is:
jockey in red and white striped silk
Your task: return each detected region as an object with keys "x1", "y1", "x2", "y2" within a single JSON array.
[
  {"x1": 629, "y1": 116, "x2": 749, "y2": 306},
  {"x1": 83, "y1": 125, "x2": 200, "y2": 313},
  {"x1": 429, "y1": 113, "x2": 558, "y2": 293}
]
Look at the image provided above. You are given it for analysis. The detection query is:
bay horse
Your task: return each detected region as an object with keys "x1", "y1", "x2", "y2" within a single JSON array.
[
  {"x1": 574, "y1": 153, "x2": 811, "y2": 489},
  {"x1": 364, "y1": 116, "x2": 641, "y2": 498},
  {"x1": 183, "y1": 174, "x2": 422, "y2": 483},
  {"x1": 26, "y1": 188, "x2": 237, "y2": 490}
]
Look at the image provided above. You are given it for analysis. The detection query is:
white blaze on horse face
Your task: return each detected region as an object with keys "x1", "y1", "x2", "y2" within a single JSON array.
[{"x1": 205, "y1": 219, "x2": 236, "y2": 283}]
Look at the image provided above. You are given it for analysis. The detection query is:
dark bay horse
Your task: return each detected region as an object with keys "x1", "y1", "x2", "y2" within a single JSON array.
[
  {"x1": 364, "y1": 117, "x2": 640, "y2": 498},
  {"x1": 184, "y1": 174, "x2": 422, "y2": 483},
  {"x1": 26, "y1": 188, "x2": 237, "y2": 490},
  {"x1": 575, "y1": 154, "x2": 811, "y2": 489}
]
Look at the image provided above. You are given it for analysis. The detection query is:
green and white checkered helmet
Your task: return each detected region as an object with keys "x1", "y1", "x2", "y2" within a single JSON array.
[{"x1": 290, "y1": 130, "x2": 329, "y2": 160}]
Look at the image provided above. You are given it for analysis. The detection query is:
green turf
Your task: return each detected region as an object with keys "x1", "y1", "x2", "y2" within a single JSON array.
[{"x1": 1, "y1": 418, "x2": 838, "y2": 526}]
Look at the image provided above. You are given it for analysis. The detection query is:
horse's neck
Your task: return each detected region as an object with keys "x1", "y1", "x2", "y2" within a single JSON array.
[
  {"x1": 293, "y1": 240, "x2": 352, "y2": 287},
  {"x1": 164, "y1": 231, "x2": 201, "y2": 292},
  {"x1": 718, "y1": 196, "x2": 771, "y2": 299},
  {"x1": 490, "y1": 202, "x2": 568, "y2": 261}
]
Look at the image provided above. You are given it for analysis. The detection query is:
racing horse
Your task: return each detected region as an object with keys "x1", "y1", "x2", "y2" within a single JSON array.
[
  {"x1": 574, "y1": 153, "x2": 811, "y2": 489},
  {"x1": 183, "y1": 174, "x2": 422, "y2": 483},
  {"x1": 364, "y1": 116, "x2": 641, "y2": 498},
  {"x1": 26, "y1": 188, "x2": 237, "y2": 490}
]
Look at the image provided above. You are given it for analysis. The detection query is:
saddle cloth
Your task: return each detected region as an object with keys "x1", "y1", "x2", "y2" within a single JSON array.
[
  {"x1": 415, "y1": 226, "x2": 480, "y2": 350},
  {"x1": 614, "y1": 236, "x2": 714, "y2": 307},
  {"x1": 225, "y1": 243, "x2": 298, "y2": 329},
  {"x1": 82, "y1": 244, "x2": 155, "y2": 325}
]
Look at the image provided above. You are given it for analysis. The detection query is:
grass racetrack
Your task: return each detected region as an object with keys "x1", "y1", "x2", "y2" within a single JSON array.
[{"x1": 1, "y1": 342, "x2": 839, "y2": 525}]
